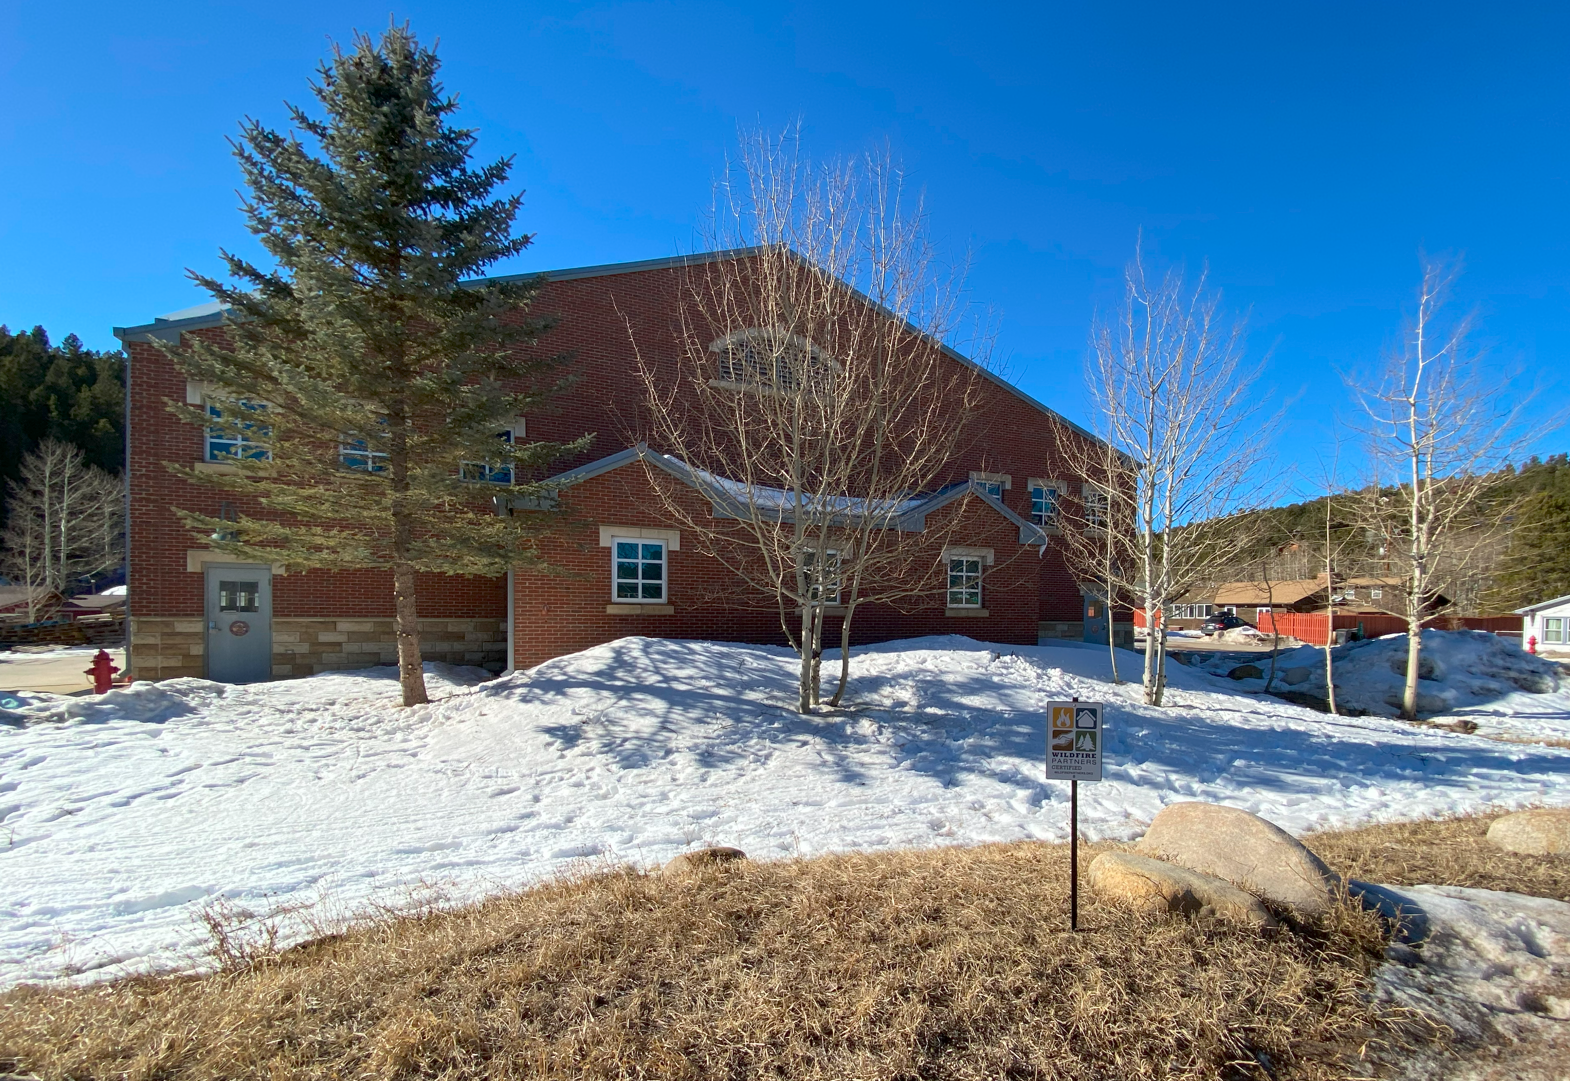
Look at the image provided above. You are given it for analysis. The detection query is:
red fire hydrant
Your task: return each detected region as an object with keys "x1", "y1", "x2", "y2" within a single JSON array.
[
  {"x1": 1527, "y1": 634, "x2": 1538, "y2": 655},
  {"x1": 86, "y1": 649, "x2": 120, "y2": 694}
]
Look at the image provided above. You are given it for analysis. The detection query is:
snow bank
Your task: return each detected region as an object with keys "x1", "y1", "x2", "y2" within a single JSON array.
[
  {"x1": 1377, "y1": 885, "x2": 1570, "y2": 1076},
  {"x1": 2, "y1": 635, "x2": 1567, "y2": 989},
  {"x1": 1181, "y1": 630, "x2": 1570, "y2": 740}
]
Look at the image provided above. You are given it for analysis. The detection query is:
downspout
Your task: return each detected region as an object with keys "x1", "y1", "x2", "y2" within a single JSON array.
[
  {"x1": 121, "y1": 338, "x2": 133, "y2": 675},
  {"x1": 505, "y1": 568, "x2": 515, "y2": 675}
]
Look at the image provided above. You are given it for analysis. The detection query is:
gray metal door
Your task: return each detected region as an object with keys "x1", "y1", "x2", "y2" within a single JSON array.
[
  {"x1": 204, "y1": 565, "x2": 273, "y2": 683},
  {"x1": 1083, "y1": 592, "x2": 1109, "y2": 645}
]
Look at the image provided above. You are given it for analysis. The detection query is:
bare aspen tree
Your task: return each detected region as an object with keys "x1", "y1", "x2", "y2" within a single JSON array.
[
  {"x1": 633, "y1": 132, "x2": 987, "y2": 712},
  {"x1": 1259, "y1": 555, "x2": 1281, "y2": 691},
  {"x1": 0, "y1": 439, "x2": 124, "y2": 619},
  {"x1": 1071, "y1": 249, "x2": 1271, "y2": 706},
  {"x1": 1351, "y1": 259, "x2": 1530, "y2": 720},
  {"x1": 1323, "y1": 493, "x2": 1341, "y2": 715}
]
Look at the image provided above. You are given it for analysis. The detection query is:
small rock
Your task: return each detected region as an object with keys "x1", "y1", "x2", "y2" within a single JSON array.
[
  {"x1": 1486, "y1": 810, "x2": 1570, "y2": 856},
  {"x1": 1088, "y1": 851, "x2": 1277, "y2": 930},
  {"x1": 661, "y1": 846, "x2": 747, "y2": 877},
  {"x1": 1135, "y1": 802, "x2": 1340, "y2": 916},
  {"x1": 1282, "y1": 666, "x2": 1312, "y2": 686},
  {"x1": 1228, "y1": 663, "x2": 1264, "y2": 680}
]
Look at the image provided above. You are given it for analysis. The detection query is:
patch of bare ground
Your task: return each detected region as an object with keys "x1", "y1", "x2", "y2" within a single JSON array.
[
  {"x1": 0, "y1": 841, "x2": 1404, "y2": 1081},
  {"x1": 1306, "y1": 811, "x2": 1570, "y2": 902}
]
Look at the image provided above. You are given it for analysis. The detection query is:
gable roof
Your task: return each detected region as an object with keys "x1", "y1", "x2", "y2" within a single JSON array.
[
  {"x1": 500, "y1": 444, "x2": 1049, "y2": 550},
  {"x1": 113, "y1": 247, "x2": 1108, "y2": 452}
]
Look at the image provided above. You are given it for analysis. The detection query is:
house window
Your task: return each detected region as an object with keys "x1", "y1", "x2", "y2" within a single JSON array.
[
  {"x1": 1370, "y1": 588, "x2": 1383, "y2": 600},
  {"x1": 969, "y1": 472, "x2": 1012, "y2": 501},
  {"x1": 612, "y1": 538, "x2": 666, "y2": 602},
  {"x1": 461, "y1": 429, "x2": 517, "y2": 484},
  {"x1": 1545, "y1": 617, "x2": 1566, "y2": 644},
  {"x1": 205, "y1": 399, "x2": 271, "y2": 462},
  {"x1": 339, "y1": 422, "x2": 388, "y2": 473},
  {"x1": 801, "y1": 548, "x2": 841, "y2": 605},
  {"x1": 947, "y1": 556, "x2": 982, "y2": 608},
  {"x1": 1029, "y1": 484, "x2": 1060, "y2": 526},
  {"x1": 1083, "y1": 486, "x2": 1109, "y2": 529},
  {"x1": 1172, "y1": 604, "x2": 1214, "y2": 619},
  {"x1": 1344, "y1": 587, "x2": 1356, "y2": 600}
]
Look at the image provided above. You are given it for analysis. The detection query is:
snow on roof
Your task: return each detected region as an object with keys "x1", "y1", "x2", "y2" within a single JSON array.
[
  {"x1": 156, "y1": 300, "x2": 227, "y2": 322},
  {"x1": 517, "y1": 445, "x2": 1047, "y2": 547}
]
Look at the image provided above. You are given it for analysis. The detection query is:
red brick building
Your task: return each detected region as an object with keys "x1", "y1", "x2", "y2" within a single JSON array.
[{"x1": 115, "y1": 251, "x2": 1120, "y2": 683}]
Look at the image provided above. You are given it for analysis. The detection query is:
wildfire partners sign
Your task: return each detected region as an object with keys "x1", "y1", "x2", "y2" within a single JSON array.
[{"x1": 1046, "y1": 701, "x2": 1103, "y2": 782}]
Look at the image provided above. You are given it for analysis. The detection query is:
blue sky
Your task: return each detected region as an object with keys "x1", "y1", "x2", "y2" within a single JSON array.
[{"x1": 2, "y1": 1, "x2": 1565, "y2": 489}]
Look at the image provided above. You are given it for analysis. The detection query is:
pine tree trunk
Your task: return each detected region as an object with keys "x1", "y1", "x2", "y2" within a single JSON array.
[
  {"x1": 388, "y1": 400, "x2": 429, "y2": 709},
  {"x1": 392, "y1": 558, "x2": 428, "y2": 708}
]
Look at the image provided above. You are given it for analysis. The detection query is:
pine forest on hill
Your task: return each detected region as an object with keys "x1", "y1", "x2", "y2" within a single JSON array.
[
  {"x1": 1210, "y1": 453, "x2": 1570, "y2": 615},
  {"x1": 0, "y1": 325, "x2": 126, "y2": 519}
]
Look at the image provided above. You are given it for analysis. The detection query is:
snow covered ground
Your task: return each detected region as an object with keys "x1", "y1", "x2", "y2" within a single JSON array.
[
  {"x1": 1178, "y1": 629, "x2": 1570, "y2": 743},
  {"x1": 3, "y1": 634, "x2": 1569, "y2": 990},
  {"x1": 1378, "y1": 885, "x2": 1570, "y2": 1079}
]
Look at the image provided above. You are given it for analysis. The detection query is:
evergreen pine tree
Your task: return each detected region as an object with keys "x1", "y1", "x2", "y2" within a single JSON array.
[
  {"x1": 0, "y1": 325, "x2": 126, "y2": 528},
  {"x1": 1488, "y1": 456, "x2": 1570, "y2": 608},
  {"x1": 168, "y1": 25, "x2": 583, "y2": 706}
]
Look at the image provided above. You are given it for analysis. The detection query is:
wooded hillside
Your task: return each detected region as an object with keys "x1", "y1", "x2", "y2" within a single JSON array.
[
  {"x1": 0, "y1": 325, "x2": 126, "y2": 526},
  {"x1": 1207, "y1": 454, "x2": 1570, "y2": 614}
]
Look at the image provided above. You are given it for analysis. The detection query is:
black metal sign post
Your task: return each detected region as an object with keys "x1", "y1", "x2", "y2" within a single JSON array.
[
  {"x1": 1070, "y1": 776, "x2": 1079, "y2": 930},
  {"x1": 1046, "y1": 695, "x2": 1102, "y2": 933}
]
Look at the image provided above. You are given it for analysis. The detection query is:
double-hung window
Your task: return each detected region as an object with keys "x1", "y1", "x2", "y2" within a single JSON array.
[
  {"x1": 801, "y1": 548, "x2": 841, "y2": 605},
  {"x1": 461, "y1": 429, "x2": 517, "y2": 484},
  {"x1": 947, "y1": 556, "x2": 982, "y2": 608},
  {"x1": 613, "y1": 538, "x2": 666, "y2": 602},
  {"x1": 340, "y1": 419, "x2": 388, "y2": 473},
  {"x1": 969, "y1": 472, "x2": 1010, "y2": 502},
  {"x1": 1545, "y1": 617, "x2": 1566, "y2": 644},
  {"x1": 1082, "y1": 486, "x2": 1109, "y2": 529},
  {"x1": 205, "y1": 399, "x2": 271, "y2": 462},
  {"x1": 1029, "y1": 484, "x2": 1059, "y2": 527}
]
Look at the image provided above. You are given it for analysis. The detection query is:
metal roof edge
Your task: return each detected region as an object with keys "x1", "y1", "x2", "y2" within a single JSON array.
[
  {"x1": 479, "y1": 246, "x2": 771, "y2": 287},
  {"x1": 114, "y1": 308, "x2": 234, "y2": 344},
  {"x1": 538, "y1": 446, "x2": 643, "y2": 491}
]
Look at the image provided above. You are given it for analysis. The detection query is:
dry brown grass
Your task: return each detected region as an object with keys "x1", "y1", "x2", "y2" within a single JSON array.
[
  {"x1": 0, "y1": 840, "x2": 1399, "y2": 1081},
  {"x1": 1306, "y1": 811, "x2": 1570, "y2": 902}
]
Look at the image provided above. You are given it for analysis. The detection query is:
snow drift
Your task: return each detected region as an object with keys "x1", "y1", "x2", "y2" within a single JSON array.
[{"x1": 2, "y1": 634, "x2": 1567, "y2": 989}]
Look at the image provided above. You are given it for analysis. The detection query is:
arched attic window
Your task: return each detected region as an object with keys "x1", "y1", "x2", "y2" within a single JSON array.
[{"x1": 708, "y1": 327, "x2": 834, "y2": 394}]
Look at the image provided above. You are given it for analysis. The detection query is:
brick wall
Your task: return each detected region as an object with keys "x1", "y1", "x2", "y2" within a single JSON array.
[
  {"x1": 510, "y1": 459, "x2": 1046, "y2": 668},
  {"x1": 124, "y1": 255, "x2": 1114, "y2": 680}
]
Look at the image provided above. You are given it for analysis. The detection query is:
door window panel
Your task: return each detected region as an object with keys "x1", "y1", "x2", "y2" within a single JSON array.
[{"x1": 218, "y1": 580, "x2": 260, "y2": 612}]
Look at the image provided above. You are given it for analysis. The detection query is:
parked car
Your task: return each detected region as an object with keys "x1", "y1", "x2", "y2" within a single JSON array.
[{"x1": 1201, "y1": 612, "x2": 1252, "y2": 635}]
